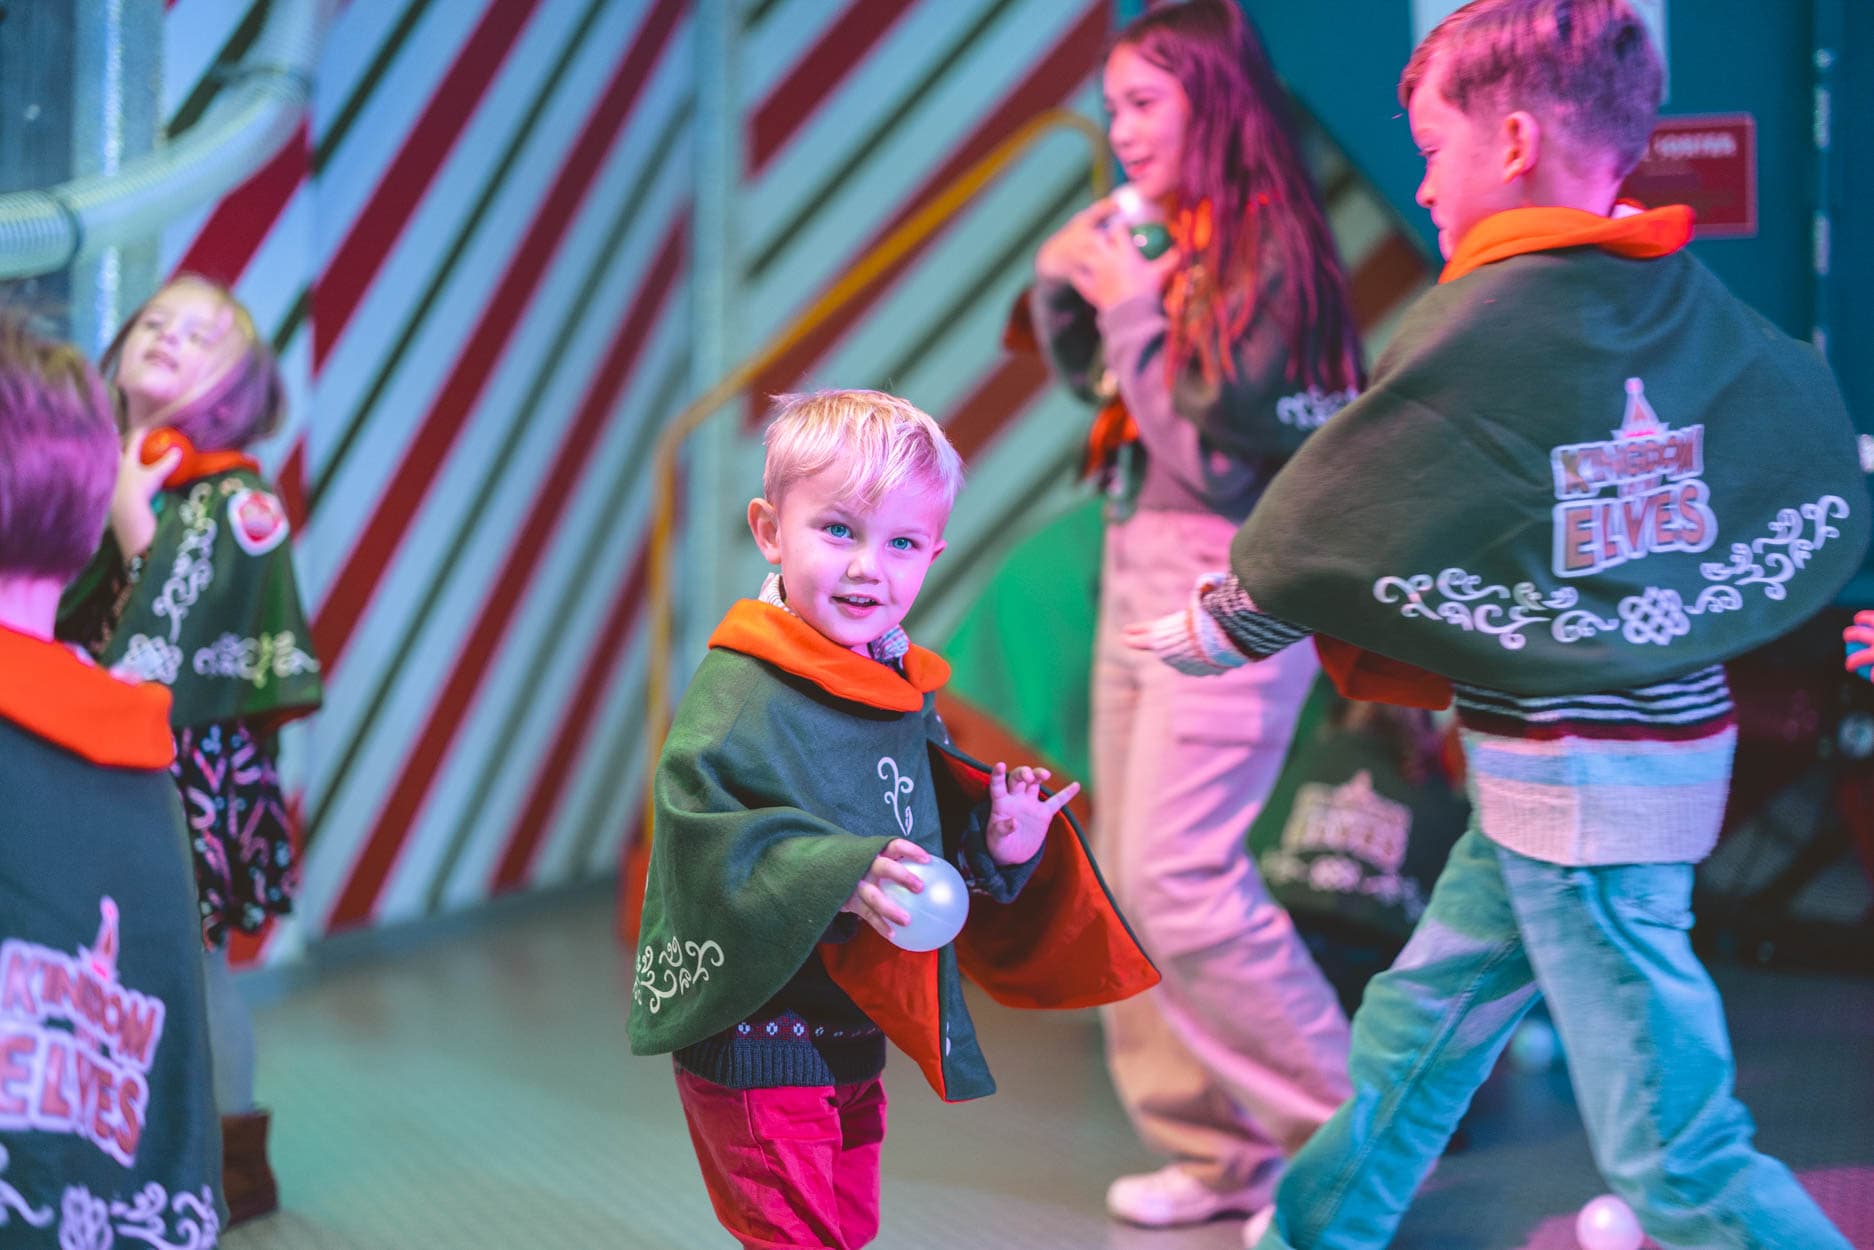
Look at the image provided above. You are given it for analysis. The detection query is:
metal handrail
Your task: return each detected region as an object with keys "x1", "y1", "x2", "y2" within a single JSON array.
[{"x1": 635, "y1": 107, "x2": 1109, "y2": 872}]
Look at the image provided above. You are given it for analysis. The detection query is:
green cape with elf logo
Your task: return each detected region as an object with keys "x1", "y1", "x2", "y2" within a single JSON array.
[
  {"x1": 0, "y1": 628, "x2": 223, "y2": 1245},
  {"x1": 1233, "y1": 206, "x2": 1871, "y2": 699}
]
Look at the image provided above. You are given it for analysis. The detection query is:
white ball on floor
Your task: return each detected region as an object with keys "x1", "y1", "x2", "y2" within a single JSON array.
[
  {"x1": 879, "y1": 858, "x2": 969, "y2": 951},
  {"x1": 1508, "y1": 1017, "x2": 1559, "y2": 1071},
  {"x1": 1576, "y1": 1194, "x2": 1643, "y2": 1250}
]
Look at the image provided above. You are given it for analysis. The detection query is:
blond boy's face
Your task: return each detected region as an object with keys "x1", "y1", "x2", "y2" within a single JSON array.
[
  {"x1": 117, "y1": 281, "x2": 242, "y2": 427},
  {"x1": 748, "y1": 465, "x2": 949, "y2": 657},
  {"x1": 1408, "y1": 55, "x2": 1526, "y2": 259}
]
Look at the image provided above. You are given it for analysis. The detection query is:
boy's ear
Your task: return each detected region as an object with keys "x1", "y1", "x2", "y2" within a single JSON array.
[
  {"x1": 1501, "y1": 109, "x2": 1542, "y2": 184},
  {"x1": 929, "y1": 536, "x2": 947, "y2": 562},
  {"x1": 748, "y1": 497, "x2": 784, "y2": 564}
]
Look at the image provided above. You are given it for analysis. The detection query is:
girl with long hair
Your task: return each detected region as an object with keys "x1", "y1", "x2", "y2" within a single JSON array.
[
  {"x1": 61, "y1": 274, "x2": 321, "y2": 1227},
  {"x1": 1030, "y1": 0, "x2": 1361, "y2": 1229}
]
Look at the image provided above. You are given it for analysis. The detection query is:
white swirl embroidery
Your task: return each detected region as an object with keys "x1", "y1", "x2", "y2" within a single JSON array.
[
  {"x1": 632, "y1": 936, "x2": 726, "y2": 1014},
  {"x1": 112, "y1": 634, "x2": 184, "y2": 685},
  {"x1": 1372, "y1": 567, "x2": 1751, "y2": 649},
  {"x1": 191, "y1": 631, "x2": 321, "y2": 688},
  {"x1": 877, "y1": 756, "x2": 914, "y2": 837},
  {"x1": 0, "y1": 1147, "x2": 53, "y2": 1231},
  {"x1": 1275, "y1": 386, "x2": 1358, "y2": 431},
  {"x1": 150, "y1": 484, "x2": 219, "y2": 643},
  {"x1": 1374, "y1": 570, "x2": 1584, "y2": 650},
  {"x1": 45, "y1": 1182, "x2": 218, "y2": 1250},
  {"x1": 1697, "y1": 495, "x2": 1849, "y2": 602},
  {"x1": 106, "y1": 1183, "x2": 219, "y2": 1250}
]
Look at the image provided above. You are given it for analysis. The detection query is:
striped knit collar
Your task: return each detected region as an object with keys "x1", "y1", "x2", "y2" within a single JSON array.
[{"x1": 758, "y1": 573, "x2": 911, "y2": 665}]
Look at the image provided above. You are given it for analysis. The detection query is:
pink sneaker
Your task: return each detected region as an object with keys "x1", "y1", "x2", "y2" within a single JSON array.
[{"x1": 1105, "y1": 1165, "x2": 1260, "y2": 1228}]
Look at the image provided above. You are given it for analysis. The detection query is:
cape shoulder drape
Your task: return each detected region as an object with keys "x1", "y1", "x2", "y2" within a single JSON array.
[{"x1": 1235, "y1": 208, "x2": 1869, "y2": 697}]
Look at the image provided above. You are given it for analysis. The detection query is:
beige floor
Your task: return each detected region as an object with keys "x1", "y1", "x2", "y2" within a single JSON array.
[{"x1": 224, "y1": 891, "x2": 1873, "y2": 1250}]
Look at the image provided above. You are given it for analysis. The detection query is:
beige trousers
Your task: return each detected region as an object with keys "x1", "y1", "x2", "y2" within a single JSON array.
[{"x1": 1092, "y1": 509, "x2": 1351, "y2": 1201}]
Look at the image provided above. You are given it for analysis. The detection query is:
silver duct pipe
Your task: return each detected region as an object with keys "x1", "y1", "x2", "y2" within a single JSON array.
[{"x1": 0, "y1": 0, "x2": 327, "y2": 280}]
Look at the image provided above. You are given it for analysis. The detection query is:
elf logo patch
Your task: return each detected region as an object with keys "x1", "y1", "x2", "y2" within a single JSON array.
[
  {"x1": 1549, "y1": 378, "x2": 1718, "y2": 577},
  {"x1": 0, "y1": 897, "x2": 167, "y2": 1166},
  {"x1": 228, "y1": 488, "x2": 289, "y2": 556}
]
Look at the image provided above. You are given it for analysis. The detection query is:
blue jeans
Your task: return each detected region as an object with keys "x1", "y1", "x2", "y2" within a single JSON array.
[{"x1": 1257, "y1": 828, "x2": 1850, "y2": 1250}]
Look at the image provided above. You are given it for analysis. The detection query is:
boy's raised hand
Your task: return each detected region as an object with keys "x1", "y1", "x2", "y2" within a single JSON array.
[
  {"x1": 840, "y1": 838, "x2": 930, "y2": 940},
  {"x1": 986, "y1": 762, "x2": 1080, "y2": 866},
  {"x1": 1847, "y1": 610, "x2": 1874, "y2": 681}
]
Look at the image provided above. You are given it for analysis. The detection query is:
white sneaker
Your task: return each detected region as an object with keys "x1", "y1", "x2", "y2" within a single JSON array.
[
  {"x1": 1243, "y1": 1205, "x2": 1275, "y2": 1248},
  {"x1": 1105, "y1": 1165, "x2": 1258, "y2": 1228}
]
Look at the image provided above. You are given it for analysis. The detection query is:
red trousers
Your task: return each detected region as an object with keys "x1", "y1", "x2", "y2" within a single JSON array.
[{"x1": 674, "y1": 1064, "x2": 888, "y2": 1250}]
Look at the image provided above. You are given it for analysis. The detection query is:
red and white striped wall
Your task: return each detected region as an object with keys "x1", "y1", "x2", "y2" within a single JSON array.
[{"x1": 152, "y1": 0, "x2": 1427, "y2": 964}]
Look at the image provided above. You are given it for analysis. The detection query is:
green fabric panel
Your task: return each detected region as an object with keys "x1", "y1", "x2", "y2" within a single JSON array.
[
  {"x1": 79, "y1": 469, "x2": 322, "y2": 729},
  {"x1": 939, "y1": 496, "x2": 1104, "y2": 781},
  {"x1": 628, "y1": 649, "x2": 1000, "y2": 1099},
  {"x1": 1233, "y1": 249, "x2": 1872, "y2": 694},
  {"x1": 0, "y1": 720, "x2": 222, "y2": 1233}
]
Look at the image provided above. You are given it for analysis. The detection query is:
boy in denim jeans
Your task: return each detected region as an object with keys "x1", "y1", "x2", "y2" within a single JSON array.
[{"x1": 1131, "y1": 3, "x2": 1868, "y2": 1247}]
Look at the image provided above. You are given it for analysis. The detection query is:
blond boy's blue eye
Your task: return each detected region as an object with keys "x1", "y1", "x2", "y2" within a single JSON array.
[
  {"x1": 889, "y1": 536, "x2": 915, "y2": 551},
  {"x1": 826, "y1": 522, "x2": 851, "y2": 538}
]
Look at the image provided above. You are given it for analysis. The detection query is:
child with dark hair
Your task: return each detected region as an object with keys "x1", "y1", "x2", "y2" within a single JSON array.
[
  {"x1": 59, "y1": 275, "x2": 319, "y2": 1224},
  {"x1": 1129, "y1": 2, "x2": 1866, "y2": 1247},
  {"x1": 0, "y1": 314, "x2": 224, "y2": 1246},
  {"x1": 1029, "y1": 0, "x2": 1364, "y2": 1227}
]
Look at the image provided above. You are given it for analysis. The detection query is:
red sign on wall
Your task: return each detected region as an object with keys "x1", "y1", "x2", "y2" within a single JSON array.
[{"x1": 1619, "y1": 113, "x2": 1758, "y2": 238}]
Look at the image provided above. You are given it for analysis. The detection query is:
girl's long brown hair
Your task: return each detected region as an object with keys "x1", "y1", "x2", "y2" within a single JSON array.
[{"x1": 1117, "y1": 0, "x2": 1362, "y2": 392}]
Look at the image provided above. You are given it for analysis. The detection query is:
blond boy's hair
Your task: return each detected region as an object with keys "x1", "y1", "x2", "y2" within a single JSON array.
[
  {"x1": 762, "y1": 389, "x2": 964, "y2": 513},
  {"x1": 1400, "y1": 0, "x2": 1663, "y2": 178},
  {"x1": 0, "y1": 315, "x2": 118, "y2": 581}
]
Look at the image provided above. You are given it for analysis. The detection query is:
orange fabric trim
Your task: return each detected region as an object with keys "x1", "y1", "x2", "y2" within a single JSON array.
[
  {"x1": 172, "y1": 449, "x2": 259, "y2": 486},
  {"x1": 940, "y1": 751, "x2": 1158, "y2": 1011},
  {"x1": 1001, "y1": 288, "x2": 1039, "y2": 356},
  {"x1": 1082, "y1": 399, "x2": 1139, "y2": 479},
  {"x1": 140, "y1": 426, "x2": 259, "y2": 489},
  {"x1": 1440, "y1": 204, "x2": 1695, "y2": 285},
  {"x1": 820, "y1": 938, "x2": 950, "y2": 1097},
  {"x1": 1314, "y1": 637, "x2": 1453, "y2": 711},
  {"x1": 707, "y1": 600, "x2": 949, "y2": 712},
  {"x1": 0, "y1": 627, "x2": 174, "y2": 768}
]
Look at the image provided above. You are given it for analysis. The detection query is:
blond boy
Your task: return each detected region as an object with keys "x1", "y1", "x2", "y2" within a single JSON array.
[{"x1": 628, "y1": 390, "x2": 1156, "y2": 1250}]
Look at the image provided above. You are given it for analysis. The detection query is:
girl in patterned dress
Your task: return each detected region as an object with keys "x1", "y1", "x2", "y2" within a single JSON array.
[{"x1": 60, "y1": 275, "x2": 321, "y2": 1226}]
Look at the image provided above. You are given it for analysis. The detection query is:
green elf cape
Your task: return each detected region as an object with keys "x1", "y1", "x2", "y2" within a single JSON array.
[
  {"x1": 1233, "y1": 206, "x2": 1872, "y2": 700},
  {"x1": 62, "y1": 461, "x2": 321, "y2": 730},
  {"x1": 0, "y1": 628, "x2": 223, "y2": 1244},
  {"x1": 628, "y1": 601, "x2": 1158, "y2": 1102}
]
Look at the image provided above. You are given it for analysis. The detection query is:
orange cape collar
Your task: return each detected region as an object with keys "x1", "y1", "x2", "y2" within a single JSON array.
[
  {"x1": 1440, "y1": 204, "x2": 1694, "y2": 285},
  {"x1": 0, "y1": 627, "x2": 175, "y2": 768},
  {"x1": 707, "y1": 600, "x2": 949, "y2": 712},
  {"x1": 172, "y1": 449, "x2": 259, "y2": 486}
]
